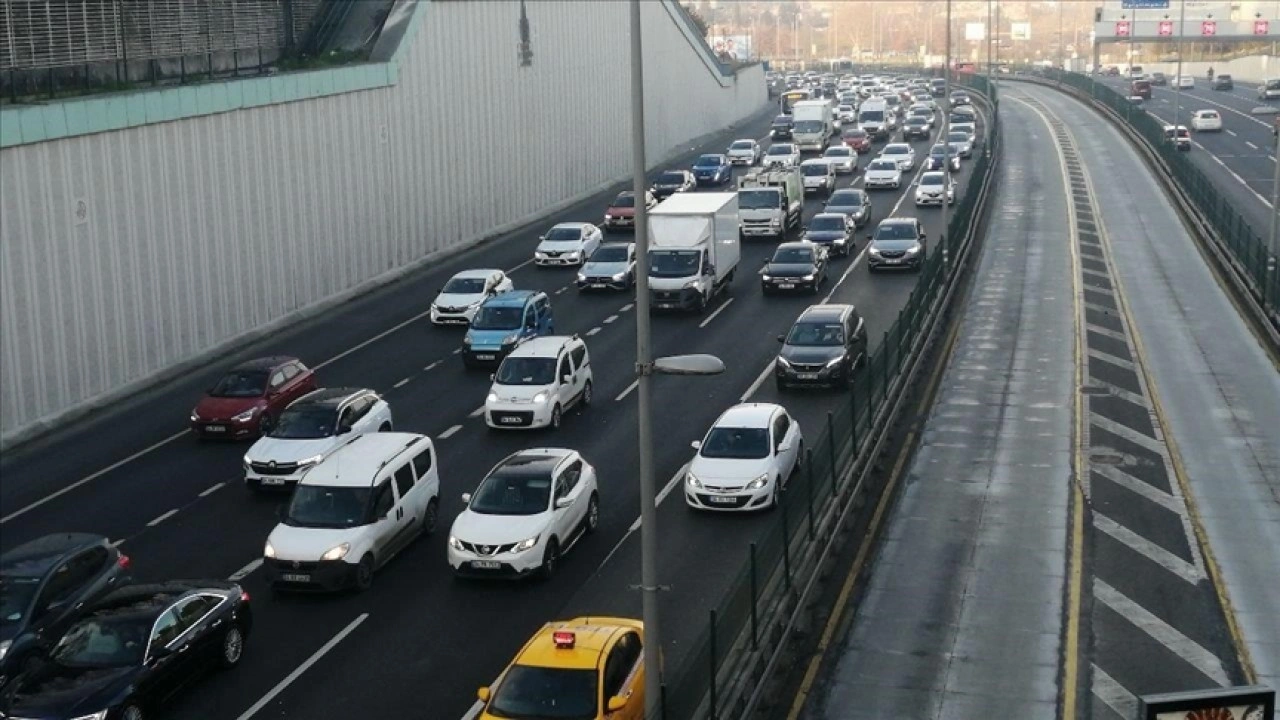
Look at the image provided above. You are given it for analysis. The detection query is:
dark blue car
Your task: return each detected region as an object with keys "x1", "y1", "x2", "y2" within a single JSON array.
[{"x1": 691, "y1": 154, "x2": 732, "y2": 186}]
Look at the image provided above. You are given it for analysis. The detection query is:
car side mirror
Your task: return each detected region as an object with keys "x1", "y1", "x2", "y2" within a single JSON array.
[
  {"x1": 477, "y1": 686, "x2": 491, "y2": 703},
  {"x1": 538, "y1": 235, "x2": 546, "y2": 242},
  {"x1": 555, "y1": 496, "x2": 572, "y2": 509},
  {"x1": 690, "y1": 440, "x2": 702, "y2": 450},
  {"x1": 560, "y1": 374, "x2": 571, "y2": 384},
  {"x1": 461, "y1": 493, "x2": 472, "y2": 504},
  {"x1": 489, "y1": 373, "x2": 496, "y2": 381},
  {"x1": 778, "y1": 440, "x2": 793, "y2": 453},
  {"x1": 607, "y1": 696, "x2": 628, "y2": 712},
  {"x1": 148, "y1": 645, "x2": 172, "y2": 663},
  {"x1": 777, "y1": 334, "x2": 785, "y2": 343},
  {"x1": 866, "y1": 233, "x2": 873, "y2": 241},
  {"x1": 337, "y1": 425, "x2": 351, "y2": 435}
]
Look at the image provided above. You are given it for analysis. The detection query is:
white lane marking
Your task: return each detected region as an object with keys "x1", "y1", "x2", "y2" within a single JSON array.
[
  {"x1": 468, "y1": 406, "x2": 485, "y2": 418},
  {"x1": 199, "y1": 482, "x2": 226, "y2": 497},
  {"x1": 741, "y1": 364, "x2": 774, "y2": 402},
  {"x1": 599, "y1": 464, "x2": 690, "y2": 571},
  {"x1": 620, "y1": 303, "x2": 635, "y2": 312},
  {"x1": 1092, "y1": 665, "x2": 1140, "y2": 720},
  {"x1": 1245, "y1": 140, "x2": 1259, "y2": 150},
  {"x1": 393, "y1": 377, "x2": 412, "y2": 389},
  {"x1": 461, "y1": 700, "x2": 485, "y2": 720},
  {"x1": 314, "y1": 309, "x2": 433, "y2": 370},
  {"x1": 1197, "y1": 144, "x2": 1273, "y2": 207},
  {"x1": 1225, "y1": 129, "x2": 1237, "y2": 137},
  {"x1": 1161, "y1": 91, "x2": 1272, "y2": 129},
  {"x1": 697, "y1": 298, "x2": 734, "y2": 328},
  {"x1": 439, "y1": 424, "x2": 463, "y2": 439},
  {"x1": 603, "y1": 314, "x2": 619, "y2": 324},
  {"x1": 146, "y1": 508, "x2": 179, "y2": 527},
  {"x1": 506, "y1": 257, "x2": 535, "y2": 273},
  {"x1": 236, "y1": 613, "x2": 369, "y2": 720},
  {"x1": 585, "y1": 327, "x2": 602, "y2": 336},
  {"x1": 424, "y1": 361, "x2": 440, "y2": 371},
  {"x1": 111, "y1": 538, "x2": 126, "y2": 547},
  {"x1": 821, "y1": 244, "x2": 870, "y2": 304},
  {"x1": 452, "y1": 348, "x2": 462, "y2": 355},
  {"x1": 1, "y1": 429, "x2": 190, "y2": 525},
  {"x1": 1093, "y1": 580, "x2": 1229, "y2": 685},
  {"x1": 555, "y1": 287, "x2": 567, "y2": 295},
  {"x1": 614, "y1": 379, "x2": 639, "y2": 402},
  {"x1": 1093, "y1": 514, "x2": 1202, "y2": 584},
  {"x1": 229, "y1": 558, "x2": 263, "y2": 581}
]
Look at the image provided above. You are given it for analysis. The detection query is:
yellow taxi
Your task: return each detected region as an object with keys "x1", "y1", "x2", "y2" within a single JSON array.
[{"x1": 477, "y1": 617, "x2": 646, "y2": 720}]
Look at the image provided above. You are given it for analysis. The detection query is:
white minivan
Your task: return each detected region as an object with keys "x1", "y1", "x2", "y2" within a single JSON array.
[
  {"x1": 262, "y1": 432, "x2": 440, "y2": 592},
  {"x1": 485, "y1": 336, "x2": 593, "y2": 430}
]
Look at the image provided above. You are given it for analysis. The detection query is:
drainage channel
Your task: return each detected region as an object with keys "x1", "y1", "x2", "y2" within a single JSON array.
[{"x1": 1015, "y1": 94, "x2": 1248, "y2": 720}]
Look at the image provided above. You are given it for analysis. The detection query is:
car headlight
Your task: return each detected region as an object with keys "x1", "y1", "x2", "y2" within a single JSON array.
[
  {"x1": 762, "y1": 274, "x2": 772, "y2": 281},
  {"x1": 467, "y1": 299, "x2": 483, "y2": 309},
  {"x1": 604, "y1": 214, "x2": 614, "y2": 220},
  {"x1": 67, "y1": 711, "x2": 109, "y2": 720},
  {"x1": 513, "y1": 536, "x2": 540, "y2": 553},
  {"x1": 869, "y1": 246, "x2": 881, "y2": 256},
  {"x1": 264, "y1": 541, "x2": 276, "y2": 559},
  {"x1": 0, "y1": 639, "x2": 10, "y2": 661},
  {"x1": 683, "y1": 280, "x2": 699, "y2": 290},
  {"x1": 190, "y1": 410, "x2": 201, "y2": 422},
  {"x1": 745, "y1": 474, "x2": 769, "y2": 490},
  {"x1": 487, "y1": 391, "x2": 499, "y2": 403},
  {"x1": 775, "y1": 356, "x2": 791, "y2": 368},
  {"x1": 296, "y1": 454, "x2": 325, "y2": 469},
  {"x1": 905, "y1": 245, "x2": 921, "y2": 256},
  {"x1": 802, "y1": 274, "x2": 815, "y2": 281},
  {"x1": 535, "y1": 251, "x2": 547, "y2": 258},
  {"x1": 448, "y1": 536, "x2": 463, "y2": 551},
  {"x1": 232, "y1": 407, "x2": 258, "y2": 422},
  {"x1": 532, "y1": 391, "x2": 549, "y2": 404},
  {"x1": 825, "y1": 356, "x2": 845, "y2": 368},
  {"x1": 771, "y1": 218, "x2": 782, "y2": 227},
  {"x1": 503, "y1": 333, "x2": 520, "y2": 345},
  {"x1": 834, "y1": 237, "x2": 846, "y2": 245},
  {"x1": 612, "y1": 271, "x2": 626, "y2": 281},
  {"x1": 686, "y1": 471, "x2": 703, "y2": 489},
  {"x1": 320, "y1": 543, "x2": 350, "y2": 562},
  {"x1": 577, "y1": 272, "x2": 587, "y2": 282},
  {"x1": 464, "y1": 333, "x2": 473, "y2": 345}
]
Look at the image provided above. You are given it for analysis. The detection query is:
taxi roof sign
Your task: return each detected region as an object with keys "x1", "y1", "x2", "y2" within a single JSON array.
[{"x1": 552, "y1": 630, "x2": 576, "y2": 648}]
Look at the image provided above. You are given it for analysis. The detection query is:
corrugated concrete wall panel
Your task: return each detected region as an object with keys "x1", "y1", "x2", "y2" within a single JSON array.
[{"x1": 0, "y1": 0, "x2": 767, "y2": 442}]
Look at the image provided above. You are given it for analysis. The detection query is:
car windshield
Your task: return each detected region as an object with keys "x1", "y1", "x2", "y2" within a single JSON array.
[
  {"x1": 801, "y1": 164, "x2": 829, "y2": 176},
  {"x1": 772, "y1": 247, "x2": 814, "y2": 264},
  {"x1": 284, "y1": 485, "x2": 371, "y2": 528},
  {"x1": 0, "y1": 575, "x2": 40, "y2": 626},
  {"x1": 657, "y1": 172, "x2": 685, "y2": 184},
  {"x1": 470, "y1": 306, "x2": 523, "y2": 330},
  {"x1": 649, "y1": 250, "x2": 701, "y2": 277},
  {"x1": 829, "y1": 190, "x2": 864, "y2": 207},
  {"x1": 787, "y1": 321, "x2": 845, "y2": 346},
  {"x1": 844, "y1": 130, "x2": 867, "y2": 139},
  {"x1": 810, "y1": 216, "x2": 845, "y2": 231},
  {"x1": 825, "y1": 148, "x2": 851, "y2": 157},
  {"x1": 859, "y1": 110, "x2": 884, "y2": 122},
  {"x1": 486, "y1": 665, "x2": 597, "y2": 720},
  {"x1": 931, "y1": 145, "x2": 949, "y2": 156},
  {"x1": 869, "y1": 160, "x2": 897, "y2": 172},
  {"x1": 883, "y1": 146, "x2": 908, "y2": 155},
  {"x1": 700, "y1": 426, "x2": 770, "y2": 460},
  {"x1": 611, "y1": 194, "x2": 635, "y2": 208},
  {"x1": 589, "y1": 245, "x2": 629, "y2": 263},
  {"x1": 1199, "y1": 112, "x2": 1218, "y2": 119},
  {"x1": 495, "y1": 357, "x2": 556, "y2": 386},
  {"x1": 544, "y1": 227, "x2": 581, "y2": 242},
  {"x1": 469, "y1": 472, "x2": 552, "y2": 516},
  {"x1": 921, "y1": 175, "x2": 945, "y2": 186},
  {"x1": 1265, "y1": 80, "x2": 1279, "y2": 89},
  {"x1": 794, "y1": 120, "x2": 824, "y2": 133},
  {"x1": 694, "y1": 155, "x2": 721, "y2": 167},
  {"x1": 209, "y1": 369, "x2": 268, "y2": 398},
  {"x1": 738, "y1": 189, "x2": 780, "y2": 210},
  {"x1": 876, "y1": 223, "x2": 918, "y2": 241},
  {"x1": 772, "y1": 115, "x2": 792, "y2": 124},
  {"x1": 730, "y1": 141, "x2": 754, "y2": 150},
  {"x1": 766, "y1": 145, "x2": 793, "y2": 155},
  {"x1": 52, "y1": 616, "x2": 148, "y2": 669},
  {"x1": 442, "y1": 277, "x2": 486, "y2": 294},
  {"x1": 947, "y1": 132, "x2": 968, "y2": 142},
  {"x1": 907, "y1": 118, "x2": 927, "y2": 125},
  {"x1": 268, "y1": 407, "x2": 338, "y2": 439}
]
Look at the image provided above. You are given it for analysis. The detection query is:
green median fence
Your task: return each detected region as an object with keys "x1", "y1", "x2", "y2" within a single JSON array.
[{"x1": 657, "y1": 79, "x2": 1001, "y2": 720}]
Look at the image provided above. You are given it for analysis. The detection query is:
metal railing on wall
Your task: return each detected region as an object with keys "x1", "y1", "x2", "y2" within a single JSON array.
[
  {"x1": 1, "y1": 0, "x2": 321, "y2": 102},
  {"x1": 656, "y1": 73, "x2": 1001, "y2": 720}
]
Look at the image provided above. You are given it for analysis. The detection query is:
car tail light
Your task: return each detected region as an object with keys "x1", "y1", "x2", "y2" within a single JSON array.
[
  {"x1": 552, "y1": 631, "x2": 576, "y2": 648},
  {"x1": 117, "y1": 553, "x2": 132, "y2": 569},
  {"x1": 241, "y1": 590, "x2": 251, "y2": 603}
]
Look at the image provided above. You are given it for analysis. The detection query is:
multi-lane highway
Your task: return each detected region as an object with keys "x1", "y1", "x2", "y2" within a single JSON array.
[{"x1": 0, "y1": 96, "x2": 989, "y2": 719}]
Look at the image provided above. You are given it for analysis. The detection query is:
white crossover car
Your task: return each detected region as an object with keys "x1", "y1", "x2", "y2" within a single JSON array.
[
  {"x1": 534, "y1": 222, "x2": 603, "y2": 267},
  {"x1": 484, "y1": 336, "x2": 592, "y2": 430},
  {"x1": 880, "y1": 143, "x2": 916, "y2": 171},
  {"x1": 685, "y1": 403, "x2": 803, "y2": 512},
  {"x1": 726, "y1": 138, "x2": 763, "y2": 166},
  {"x1": 822, "y1": 145, "x2": 858, "y2": 174},
  {"x1": 448, "y1": 448, "x2": 599, "y2": 579},
  {"x1": 1189, "y1": 109, "x2": 1222, "y2": 132},
  {"x1": 763, "y1": 143, "x2": 801, "y2": 169},
  {"x1": 430, "y1": 269, "x2": 514, "y2": 325},
  {"x1": 914, "y1": 171, "x2": 956, "y2": 206},
  {"x1": 863, "y1": 159, "x2": 903, "y2": 190}
]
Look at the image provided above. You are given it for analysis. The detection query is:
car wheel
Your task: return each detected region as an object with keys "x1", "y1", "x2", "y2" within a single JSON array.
[
  {"x1": 776, "y1": 378, "x2": 787, "y2": 392},
  {"x1": 379, "y1": 422, "x2": 392, "y2": 432},
  {"x1": 218, "y1": 625, "x2": 245, "y2": 669},
  {"x1": 769, "y1": 482, "x2": 781, "y2": 510},
  {"x1": 550, "y1": 404, "x2": 562, "y2": 430},
  {"x1": 258, "y1": 412, "x2": 274, "y2": 435},
  {"x1": 584, "y1": 493, "x2": 600, "y2": 534},
  {"x1": 422, "y1": 497, "x2": 439, "y2": 536},
  {"x1": 581, "y1": 381, "x2": 593, "y2": 407},
  {"x1": 121, "y1": 704, "x2": 145, "y2": 720},
  {"x1": 539, "y1": 539, "x2": 560, "y2": 580},
  {"x1": 355, "y1": 554, "x2": 375, "y2": 592}
]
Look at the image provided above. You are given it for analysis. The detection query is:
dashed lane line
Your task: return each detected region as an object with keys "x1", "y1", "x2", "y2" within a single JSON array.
[
  {"x1": 146, "y1": 508, "x2": 179, "y2": 527},
  {"x1": 468, "y1": 406, "x2": 485, "y2": 418},
  {"x1": 585, "y1": 327, "x2": 602, "y2": 336},
  {"x1": 229, "y1": 558, "x2": 263, "y2": 581},
  {"x1": 1225, "y1": 129, "x2": 1237, "y2": 137},
  {"x1": 393, "y1": 377, "x2": 412, "y2": 389},
  {"x1": 1245, "y1": 140, "x2": 1259, "y2": 150},
  {"x1": 236, "y1": 613, "x2": 369, "y2": 720},
  {"x1": 603, "y1": 314, "x2": 619, "y2": 324},
  {"x1": 697, "y1": 298, "x2": 734, "y2": 328},
  {"x1": 614, "y1": 380, "x2": 639, "y2": 402},
  {"x1": 601, "y1": 463, "x2": 692, "y2": 571},
  {"x1": 452, "y1": 348, "x2": 462, "y2": 355},
  {"x1": 198, "y1": 482, "x2": 227, "y2": 498},
  {"x1": 620, "y1": 303, "x2": 635, "y2": 312},
  {"x1": 424, "y1": 361, "x2": 441, "y2": 371},
  {"x1": 439, "y1": 424, "x2": 463, "y2": 439}
]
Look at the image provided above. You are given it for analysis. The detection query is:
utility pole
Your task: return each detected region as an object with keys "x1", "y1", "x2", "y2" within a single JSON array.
[
  {"x1": 1269, "y1": 124, "x2": 1279, "y2": 308},
  {"x1": 943, "y1": 0, "x2": 952, "y2": 264},
  {"x1": 1173, "y1": 0, "x2": 1187, "y2": 140}
]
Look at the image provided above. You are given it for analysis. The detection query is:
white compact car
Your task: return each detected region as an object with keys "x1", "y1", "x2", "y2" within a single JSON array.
[
  {"x1": 822, "y1": 145, "x2": 857, "y2": 174},
  {"x1": 534, "y1": 222, "x2": 603, "y2": 267},
  {"x1": 244, "y1": 388, "x2": 392, "y2": 490},
  {"x1": 1174, "y1": 75, "x2": 1195, "y2": 89},
  {"x1": 448, "y1": 448, "x2": 599, "y2": 579},
  {"x1": 685, "y1": 403, "x2": 803, "y2": 512},
  {"x1": 914, "y1": 171, "x2": 956, "y2": 206},
  {"x1": 263, "y1": 432, "x2": 439, "y2": 591},
  {"x1": 800, "y1": 158, "x2": 837, "y2": 194},
  {"x1": 837, "y1": 104, "x2": 857, "y2": 123},
  {"x1": 951, "y1": 122, "x2": 977, "y2": 142},
  {"x1": 1190, "y1": 109, "x2": 1222, "y2": 132},
  {"x1": 763, "y1": 143, "x2": 801, "y2": 169},
  {"x1": 880, "y1": 143, "x2": 916, "y2": 171},
  {"x1": 430, "y1": 269, "x2": 514, "y2": 325},
  {"x1": 863, "y1": 159, "x2": 903, "y2": 190},
  {"x1": 726, "y1": 138, "x2": 763, "y2": 166},
  {"x1": 484, "y1": 336, "x2": 592, "y2": 430}
]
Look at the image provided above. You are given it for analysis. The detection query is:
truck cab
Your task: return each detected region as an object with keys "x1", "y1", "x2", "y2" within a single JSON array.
[
  {"x1": 737, "y1": 169, "x2": 803, "y2": 240},
  {"x1": 647, "y1": 193, "x2": 741, "y2": 314},
  {"x1": 791, "y1": 99, "x2": 834, "y2": 153}
]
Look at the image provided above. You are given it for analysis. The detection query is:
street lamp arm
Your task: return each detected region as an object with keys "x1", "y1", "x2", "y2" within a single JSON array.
[{"x1": 653, "y1": 354, "x2": 726, "y2": 376}]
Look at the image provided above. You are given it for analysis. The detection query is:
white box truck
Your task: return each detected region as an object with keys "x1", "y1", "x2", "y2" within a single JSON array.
[
  {"x1": 791, "y1": 99, "x2": 834, "y2": 152},
  {"x1": 737, "y1": 169, "x2": 803, "y2": 240},
  {"x1": 648, "y1": 193, "x2": 741, "y2": 313}
]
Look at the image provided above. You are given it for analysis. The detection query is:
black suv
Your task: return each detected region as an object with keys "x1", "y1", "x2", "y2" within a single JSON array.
[
  {"x1": 902, "y1": 116, "x2": 931, "y2": 140},
  {"x1": 0, "y1": 534, "x2": 132, "y2": 685},
  {"x1": 771, "y1": 115, "x2": 794, "y2": 140},
  {"x1": 775, "y1": 304, "x2": 868, "y2": 390}
]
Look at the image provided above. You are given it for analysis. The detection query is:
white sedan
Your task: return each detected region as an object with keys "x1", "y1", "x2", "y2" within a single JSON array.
[
  {"x1": 448, "y1": 448, "x2": 599, "y2": 578},
  {"x1": 822, "y1": 145, "x2": 858, "y2": 174},
  {"x1": 880, "y1": 143, "x2": 916, "y2": 171},
  {"x1": 914, "y1": 171, "x2": 956, "y2": 206},
  {"x1": 534, "y1": 222, "x2": 603, "y2": 267},
  {"x1": 430, "y1": 268, "x2": 514, "y2": 325},
  {"x1": 863, "y1": 159, "x2": 903, "y2": 190},
  {"x1": 1189, "y1": 109, "x2": 1222, "y2": 132},
  {"x1": 685, "y1": 403, "x2": 803, "y2": 512},
  {"x1": 726, "y1": 138, "x2": 763, "y2": 166},
  {"x1": 763, "y1": 143, "x2": 801, "y2": 169}
]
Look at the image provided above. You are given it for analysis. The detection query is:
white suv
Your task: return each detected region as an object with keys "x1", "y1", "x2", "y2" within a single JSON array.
[
  {"x1": 685, "y1": 403, "x2": 803, "y2": 512},
  {"x1": 263, "y1": 432, "x2": 440, "y2": 592},
  {"x1": 243, "y1": 388, "x2": 392, "y2": 491},
  {"x1": 485, "y1": 336, "x2": 593, "y2": 430},
  {"x1": 448, "y1": 448, "x2": 599, "y2": 579}
]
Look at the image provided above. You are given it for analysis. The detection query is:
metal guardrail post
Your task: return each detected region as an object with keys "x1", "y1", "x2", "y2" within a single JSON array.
[
  {"x1": 805, "y1": 449, "x2": 815, "y2": 541},
  {"x1": 749, "y1": 543, "x2": 759, "y2": 651},
  {"x1": 780, "y1": 489, "x2": 793, "y2": 592},
  {"x1": 708, "y1": 609, "x2": 718, "y2": 720},
  {"x1": 849, "y1": 386, "x2": 859, "y2": 459},
  {"x1": 826, "y1": 412, "x2": 838, "y2": 496}
]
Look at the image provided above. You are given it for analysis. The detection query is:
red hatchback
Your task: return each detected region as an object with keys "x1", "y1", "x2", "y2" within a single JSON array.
[
  {"x1": 842, "y1": 128, "x2": 871, "y2": 153},
  {"x1": 190, "y1": 356, "x2": 316, "y2": 439}
]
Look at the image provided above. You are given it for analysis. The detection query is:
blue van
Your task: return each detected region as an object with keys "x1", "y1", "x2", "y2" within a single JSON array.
[{"x1": 462, "y1": 290, "x2": 555, "y2": 367}]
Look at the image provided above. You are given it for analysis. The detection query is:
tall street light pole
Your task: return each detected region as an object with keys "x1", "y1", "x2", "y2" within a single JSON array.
[
  {"x1": 1269, "y1": 122, "x2": 1279, "y2": 307},
  {"x1": 1173, "y1": 0, "x2": 1188, "y2": 140}
]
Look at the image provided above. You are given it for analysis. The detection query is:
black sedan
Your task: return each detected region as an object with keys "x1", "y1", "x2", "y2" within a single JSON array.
[
  {"x1": 823, "y1": 188, "x2": 872, "y2": 228},
  {"x1": 650, "y1": 170, "x2": 696, "y2": 199},
  {"x1": 802, "y1": 213, "x2": 856, "y2": 257},
  {"x1": 0, "y1": 534, "x2": 131, "y2": 687},
  {"x1": 761, "y1": 242, "x2": 828, "y2": 294},
  {"x1": 1, "y1": 581, "x2": 252, "y2": 720}
]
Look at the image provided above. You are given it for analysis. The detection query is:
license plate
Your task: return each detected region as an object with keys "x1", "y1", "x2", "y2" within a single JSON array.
[
  {"x1": 708, "y1": 495, "x2": 738, "y2": 505},
  {"x1": 281, "y1": 573, "x2": 310, "y2": 583},
  {"x1": 658, "y1": 303, "x2": 676, "y2": 309},
  {"x1": 471, "y1": 560, "x2": 501, "y2": 570},
  {"x1": 777, "y1": 283, "x2": 795, "y2": 289},
  {"x1": 475, "y1": 354, "x2": 495, "y2": 361},
  {"x1": 261, "y1": 477, "x2": 286, "y2": 485},
  {"x1": 204, "y1": 425, "x2": 225, "y2": 433},
  {"x1": 796, "y1": 373, "x2": 818, "y2": 380},
  {"x1": 500, "y1": 417, "x2": 522, "y2": 425},
  {"x1": 592, "y1": 283, "x2": 607, "y2": 288},
  {"x1": 885, "y1": 259, "x2": 901, "y2": 264}
]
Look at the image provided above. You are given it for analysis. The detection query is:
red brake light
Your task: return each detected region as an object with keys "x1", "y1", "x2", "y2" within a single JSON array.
[
  {"x1": 240, "y1": 590, "x2": 251, "y2": 603},
  {"x1": 116, "y1": 553, "x2": 131, "y2": 569},
  {"x1": 552, "y1": 631, "x2": 576, "y2": 648}
]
